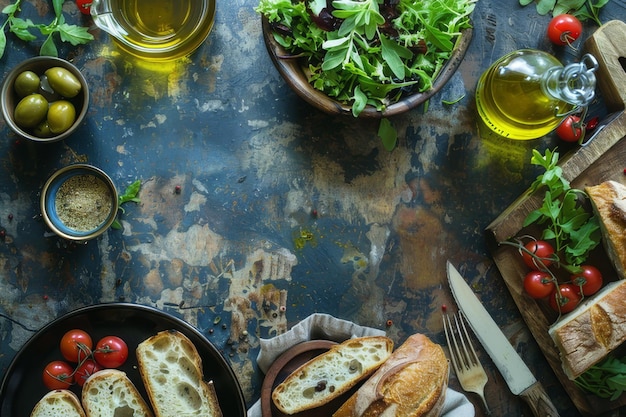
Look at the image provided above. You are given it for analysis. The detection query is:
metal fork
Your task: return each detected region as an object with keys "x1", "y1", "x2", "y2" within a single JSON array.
[{"x1": 443, "y1": 311, "x2": 491, "y2": 415}]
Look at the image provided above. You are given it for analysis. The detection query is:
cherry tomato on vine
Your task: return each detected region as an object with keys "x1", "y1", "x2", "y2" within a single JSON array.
[
  {"x1": 94, "y1": 336, "x2": 128, "y2": 368},
  {"x1": 549, "y1": 284, "x2": 581, "y2": 313},
  {"x1": 76, "y1": 0, "x2": 92, "y2": 15},
  {"x1": 42, "y1": 360, "x2": 74, "y2": 390},
  {"x1": 60, "y1": 329, "x2": 93, "y2": 363},
  {"x1": 556, "y1": 115, "x2": 584, "y2": 143},
  {"x1": 524, "y1": 270, "x2": 555, "y2": 299},
  {"x1": 74, "y1": 359, "x2": 102, "y2": 387},
  {"x1": 571, "y1": 265, "x2": 603, "y2": 296},
  {"x1": 547, "y1": 14, "x2": 582, "y2": 46},
  {"x1": 521, "y1": 240, "x2": 555, "y2": 270}
]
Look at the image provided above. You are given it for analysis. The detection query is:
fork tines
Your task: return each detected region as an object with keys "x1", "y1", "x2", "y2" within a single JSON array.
[{"x1": 443, "y1": 311, "x2": 491, "y2": 415}]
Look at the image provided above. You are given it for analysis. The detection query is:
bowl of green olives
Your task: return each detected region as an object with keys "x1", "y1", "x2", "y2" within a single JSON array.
[{"x1": 1, "y1": 56, "x2": 89, "y2": 143}]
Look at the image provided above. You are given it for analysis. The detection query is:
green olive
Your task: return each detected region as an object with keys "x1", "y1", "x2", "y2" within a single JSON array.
[
  {"x1": 14, "y1": 70, "x2": 40, "y2": 97},
  {"x1": 33, "y1": 120, "x2": 54, "y2": 138},
  {"x1": 44, "y1": 67, "x2": 82, "y2": 98},
  {"x1": 14, "y1": 94, "x2": 48, "y2": 129},
  {"x1": 47, "y1": 100, "x2": 76, "y2": 134}
]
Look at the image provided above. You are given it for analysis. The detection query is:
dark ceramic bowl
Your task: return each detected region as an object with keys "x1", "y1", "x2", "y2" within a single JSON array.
[
  {"x1": 1, "y1": 56, "x2": 89, "y2": 142},
  {"x1": 261, "y1": 17, "x2": 472, "y2": 118},
  {"x1": 40, "y1": 164, "x2": 118, "y2": 241}
]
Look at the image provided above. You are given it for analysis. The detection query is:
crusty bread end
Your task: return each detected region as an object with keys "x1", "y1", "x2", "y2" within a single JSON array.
[
  {"x1": 81, "y1": 369, "x2": 154, "y2": 417},
  {"x1": 31, "y1": 389, "x2": 86, "y2": 417}
]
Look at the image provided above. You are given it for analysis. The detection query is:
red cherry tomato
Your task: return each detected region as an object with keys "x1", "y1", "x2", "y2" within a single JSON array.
[
  {"x1": 74, "y1": 359, "x2": 102, "y2": 387},
  {"x1": 571, "y1": 265, "x2": 603, "y2": 296},
  {"x1": 60, "y1": 329, "x2": 93, "y2": 363},
  {"x1": 555, "y1": 115, "x2": 583, "y2": 143},
  {"x1": 42, "y1": 360, "x2": 74, "y2": 390},
  {"x1": 521, "y1": 240, "x2": 555, "y2": 270},
  {"x1": 94, "y1": 336, "x2": 128, "y2": 368},
  {"x1": 76, "y1": 0, "x2": 92, "y2": 15},
  {"x1": 524, "y1": 270, "x2": 555, "y2": 299},
  {"x1": 549, "y1": 284, "x2": 582, "y2": 313},
  {"x1": 547, "y1": 14, "x2": 582, "y2": 46}
]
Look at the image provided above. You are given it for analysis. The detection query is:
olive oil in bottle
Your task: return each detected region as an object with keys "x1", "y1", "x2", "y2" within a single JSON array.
[{"x1": 475, "y1": 50, "x2": 598, "y2": 140}]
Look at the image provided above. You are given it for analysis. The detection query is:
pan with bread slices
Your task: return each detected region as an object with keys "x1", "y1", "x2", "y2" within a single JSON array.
[{"x1": 1, "y1": 303, "x2": 246, "y2": 417}]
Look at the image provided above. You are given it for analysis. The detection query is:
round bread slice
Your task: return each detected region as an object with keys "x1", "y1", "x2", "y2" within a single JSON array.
[
  {"x1": 271, "y1": 336, "x2": 394, "y2": 415},
  {"x1": 81, "y1": 369, "x2": 154, "y2": 417},
  {"x1": 136, "y1": 329, "x2": 223, "y2": 417},
  {"x1": 31, "y1": 389, "x2": 86, "y2": 417}
]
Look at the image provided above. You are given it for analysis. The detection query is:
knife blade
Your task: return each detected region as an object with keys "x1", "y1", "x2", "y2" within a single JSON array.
[{"x1": 446, "y1": 261, "x2": 560, "y2": 417}]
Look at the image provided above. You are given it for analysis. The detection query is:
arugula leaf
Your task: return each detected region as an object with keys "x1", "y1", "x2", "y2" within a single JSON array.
[
  {"x1": 0, "y1": 0, "x2": 93, "y2": 59},
  {"x1": 577, "y1": 355, "x2": 626, "y2": 400}
]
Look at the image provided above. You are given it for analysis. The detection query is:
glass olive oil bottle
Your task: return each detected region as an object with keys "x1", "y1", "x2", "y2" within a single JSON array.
[{"x1": 475, "y1": 50, "x2": 598, "y2": 140}]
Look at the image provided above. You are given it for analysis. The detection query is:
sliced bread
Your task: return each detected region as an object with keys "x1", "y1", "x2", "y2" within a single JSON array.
[
  {"x1": 271, "y1": 336, "x2": 394, "y2": 415},
  {"x1": 31, "y1": 389, "x2": 86, "y2": 417},
  {"x1": 136, "y1": 329, "x2": 223, "y2": 417},
  {"x1": 81, "y1": 369, "x2": 154, "y2": 417}
]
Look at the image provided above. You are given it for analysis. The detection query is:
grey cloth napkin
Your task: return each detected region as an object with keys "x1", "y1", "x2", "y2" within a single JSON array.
[{"x1": 247, "y1": 313, "x2": 475, "y2": 417}]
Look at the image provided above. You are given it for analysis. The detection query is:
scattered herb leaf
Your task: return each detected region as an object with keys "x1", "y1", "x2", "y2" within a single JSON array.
[
  {"x1": 0, "y1": 0, "x2": 94, "y2": 59},
  {"x1": 111, "y1": 180, "x2": 141, "y2": 230},
  {"x1": 442, "y1": 94, "x2": 465, "y2": 105},
  {"x1": 378, "y1": 118, "x2": 397, "y2": 151}
]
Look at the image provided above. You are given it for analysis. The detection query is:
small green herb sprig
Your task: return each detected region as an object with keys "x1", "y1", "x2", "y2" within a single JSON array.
[
  {"x1": 0, "y1": 0, "x2": 94, "y2": 59},
  {"x1": 523, "y1": 148, "x2": 601, "y2": 270},
  {"x1": 519, "y1": 0, "x2": 609, "y2": 26},
  {"x1": 111, "y1": 180, "x2": 141, "y2": 230},
  {"x1": 576, "y1": 355, "x2": 626, "y2": 400}
]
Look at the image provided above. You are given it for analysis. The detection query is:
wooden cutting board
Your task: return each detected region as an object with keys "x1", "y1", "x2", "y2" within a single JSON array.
[{"x1": 486, "y1": 20, "x2": 626, "y2": 417}]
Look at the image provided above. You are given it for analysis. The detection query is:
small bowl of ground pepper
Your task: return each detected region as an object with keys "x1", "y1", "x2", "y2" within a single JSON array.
[{"x1": 40, "y1": 164, "x2": 118, "y2": 241}]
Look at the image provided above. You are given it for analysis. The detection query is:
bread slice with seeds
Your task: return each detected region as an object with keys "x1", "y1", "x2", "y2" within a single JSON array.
[
  {"x1": 271, "y1": 336, "x2": 394, "y2": 415},
  {"x1": 136, "y1": 329, "x2": 223, "y2": 417}
]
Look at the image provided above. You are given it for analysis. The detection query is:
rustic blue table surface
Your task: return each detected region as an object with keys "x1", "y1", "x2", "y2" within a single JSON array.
[{"x1": 1, "y1": 1, "x2": 625, "y2": 416}]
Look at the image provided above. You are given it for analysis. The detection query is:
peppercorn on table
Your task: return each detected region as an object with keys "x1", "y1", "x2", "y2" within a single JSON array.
[{"x1": 0, "y1": 1, "x2": 625, "y2": 416}]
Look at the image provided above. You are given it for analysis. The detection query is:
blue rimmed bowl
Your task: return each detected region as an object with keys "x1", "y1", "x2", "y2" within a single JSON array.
[{"x1": 40, "y1": 164, "x2": 118, "y2": 241}]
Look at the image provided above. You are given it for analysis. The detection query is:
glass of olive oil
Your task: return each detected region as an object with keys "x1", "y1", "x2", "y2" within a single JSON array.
[{"x1": 91, "y1": 0, "x2": 216, "y2": 61}]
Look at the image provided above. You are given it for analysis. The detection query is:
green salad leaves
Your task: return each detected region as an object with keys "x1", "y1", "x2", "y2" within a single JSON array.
[
  {"x1": 256, "y1": 0, "x2": 475, "y2": 117},
  {"x1": 576, "y1": 355, "x2": 626, "y2": 400}
]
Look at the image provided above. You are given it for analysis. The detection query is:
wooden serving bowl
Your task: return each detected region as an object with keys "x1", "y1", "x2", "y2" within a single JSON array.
[{"x1": 261, "y1": 17, "x2": 473, "y2": 118}]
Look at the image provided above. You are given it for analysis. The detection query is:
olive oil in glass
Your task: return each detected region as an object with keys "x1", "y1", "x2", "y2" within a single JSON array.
[{"x1": 475, "y1": 50, "x2": 598, "y2": 140}]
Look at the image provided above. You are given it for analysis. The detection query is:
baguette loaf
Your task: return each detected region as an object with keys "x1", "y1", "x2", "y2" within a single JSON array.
[
  {"x1": 549, "y1": 279, "x2": 626, "y2": 379},
  {"x1": 81, "y1": 369, "x2": 153, "y2": 417},
  {"x1": 31, "y1": 389, "x2": 86, "y2": 417},
  {"x1": 333, "y1": 334, "x2": 448, "y2": 417},
  {"x1": 136, "y1": 329, "x2": 223, "y2": 417},
  {"x1": 586, "y1": 180, "x2": 626, "y2": 280},
  {"x1": 272, "y1": 336, "x2": 394, "y2": 415}
]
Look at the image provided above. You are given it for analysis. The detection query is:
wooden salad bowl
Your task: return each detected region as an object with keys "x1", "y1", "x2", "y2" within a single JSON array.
[{"x1": 261, "y1": 16, "x2": 473, "y2": 119}]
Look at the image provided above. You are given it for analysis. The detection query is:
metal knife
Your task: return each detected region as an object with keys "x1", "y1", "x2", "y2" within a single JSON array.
[{"x1": 446, "y1": 261, "x2": 560, "y2": 417}]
